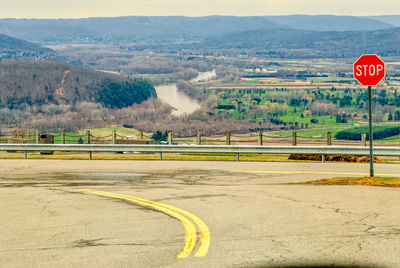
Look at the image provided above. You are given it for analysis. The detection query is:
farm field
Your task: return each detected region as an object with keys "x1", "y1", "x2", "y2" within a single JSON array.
[{"x1": 200, "y1": 69, "x2": 400, "y2": 133}]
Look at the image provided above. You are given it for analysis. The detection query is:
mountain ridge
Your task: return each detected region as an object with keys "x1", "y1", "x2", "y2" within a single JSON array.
[
  {"x1": 0, "y1": 15, "x2": 395, "y2": 44},
  {"x1": 364, "y1": 15, "x2": 400, "y2": 27},
  {"x1": 203, "y1": 27, "x2": 400, "y2": 58},
  {"x1": 267, "y1": 15, "x2": 394, "y2": 31}
]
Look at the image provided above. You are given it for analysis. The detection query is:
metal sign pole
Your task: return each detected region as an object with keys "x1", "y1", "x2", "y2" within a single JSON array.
[{"x1": 368, "y1": 86, "x2": 374, "y2": 177}]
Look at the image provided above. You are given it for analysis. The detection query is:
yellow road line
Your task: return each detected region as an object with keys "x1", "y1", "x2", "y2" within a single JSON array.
[
  {"x1": 91, "y1": 190, "x2": 210, "y2": 257},
  {"x1": 232, "y1": 170, "x2": 400, "y2": 177},
  {"x1": 78, "y1": 189, "x2": 210, "y2": 258}
]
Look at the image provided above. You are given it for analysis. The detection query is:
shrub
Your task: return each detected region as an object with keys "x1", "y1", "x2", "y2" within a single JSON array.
[
  {"x1": 123, "y1": 123, "x2": 134, "y2": 128},
  {"x1": 335, "y1": 125, "x2": 400, "y2": 140},
  {"x1": 151, "y1": 130, "x2": 168, "y2": 142}
]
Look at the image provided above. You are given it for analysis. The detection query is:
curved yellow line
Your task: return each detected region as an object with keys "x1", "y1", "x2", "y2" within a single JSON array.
[
  {"x1": 78, "y1": 189, "x2": 197, "y2": 258},
  {"x1": 86, "y1": 190, "x2": 211, "y2": 257}
]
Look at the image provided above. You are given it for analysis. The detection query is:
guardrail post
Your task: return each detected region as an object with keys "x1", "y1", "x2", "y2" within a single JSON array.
[
  {"x1": 35, "y1": 130, "x2": 40, "y2": 144},
  {"x1": 292, "y1": 131, "x2": 297, "y2": 146},
  {"x1": 24, "y1": 151, "x2": 28, "y2": 160},
  {"x1": 197, "y1": 130, "x2": 202, "y2": 145},
  {"x1": 258, "y1": 131, "x2": 263, "y2": 146},
  {"x1": 112, "y1": 130, "x2": 117, "y2": 144},
  {"x1": 139, "y1": 130, "x2": 144, "y2": 140},
  {"x1": 322, "y1": 155, "x2": 325, "y2": 163},
  {"x1": 61, "y1": 131, "x2": 65, "y2": 144},
  {"x1": 226, "y1": 130, "x2": 231, "y2": 145},
  {"x1": 159, "y1": 152, "x2": 163, "y2": 160},
  {"x1": 327, "y1": 132, "x2": 332, "y2": 146},
  {"x1": 168, "y1": 131, "x2": 173, "y2": 145},
  {"x1": 86, "y1": 130, "x2": 92, "y2": 160},
  {"x1": 236, "y1": 153, "x2": 240, "y2": 162},
  {"x1": 362, "y1": 134, "x2": 367, "y2": 146}
]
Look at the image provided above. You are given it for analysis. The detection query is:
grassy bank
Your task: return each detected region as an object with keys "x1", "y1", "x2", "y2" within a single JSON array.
[{"x1": 300, "y1": 176, "x2": 400, "y2": 187}]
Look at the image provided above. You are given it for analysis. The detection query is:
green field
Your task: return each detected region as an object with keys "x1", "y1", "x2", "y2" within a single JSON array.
[{"x1": 204, "y1": 78, "x2": 400, "y2": 133}]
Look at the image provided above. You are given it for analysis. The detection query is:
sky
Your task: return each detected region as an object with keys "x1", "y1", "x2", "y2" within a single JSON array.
[{"x1": 0, "y1": 0, "x2": 399, "y2": 19}]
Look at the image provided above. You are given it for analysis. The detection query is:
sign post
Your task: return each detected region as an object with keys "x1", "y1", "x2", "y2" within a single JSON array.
[
  {"x1": 353, "y1": 54, "x2": 385, "y2": 177},
  {"x1": 368, "y1": 85, "x2": 373, "y2": 177}
]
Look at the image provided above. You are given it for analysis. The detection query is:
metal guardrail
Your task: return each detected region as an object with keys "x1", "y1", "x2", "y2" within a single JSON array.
[{"x1": 2, "y1": 144, "x2": 400, "y2": 160}]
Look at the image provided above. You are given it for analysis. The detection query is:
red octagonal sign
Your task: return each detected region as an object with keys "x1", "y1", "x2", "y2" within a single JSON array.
[{"x1": 353, "y1": 54, "x2": 385, "y2": 86}]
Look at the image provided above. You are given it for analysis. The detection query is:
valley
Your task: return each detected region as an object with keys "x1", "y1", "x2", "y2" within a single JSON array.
[{"x1": 1, "y1": 15, "x2": 400, "y2": 138}]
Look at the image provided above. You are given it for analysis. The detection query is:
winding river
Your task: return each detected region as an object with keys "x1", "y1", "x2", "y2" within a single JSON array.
[{"x1": 155, "y1": 70, "x2": 216, "y2": 116}]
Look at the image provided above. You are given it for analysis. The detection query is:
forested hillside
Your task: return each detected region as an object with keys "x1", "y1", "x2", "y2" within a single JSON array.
[
  {"x1": 204, "y1": 27, "x2": 400, "y2": 58},
  {"x1": 0, "y1": 60, "x2": 159, "y2": 131},
  {"x1": 0, "y1": 60, "x2": 156, "y2": 109},
  {"x1": 0, "y1": 34, "x2": 55, "y2": 60}
]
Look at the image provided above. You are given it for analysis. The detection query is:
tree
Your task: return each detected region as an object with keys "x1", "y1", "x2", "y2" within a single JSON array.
[
  {"x1": 304, "y1": 110, "x2": 312, "y2": 117},
  {"x1": 151, "y1": 130, "x2": 168, "y2": 142},
  {"x1": 339, "y1": 95, "x2": 352, "y2": 107},
  {"x1": 388, "y1": 112, "x2": 393, "y2": 121},
  {"x1": 395, "y1": 111, "x2": 400, "y2": 121},
  {"x1": 96, "y1": 78, "x2": 156, "y2": 109}
]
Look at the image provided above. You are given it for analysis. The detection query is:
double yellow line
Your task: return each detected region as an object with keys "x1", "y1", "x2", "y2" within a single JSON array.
[{"x1": 78, "y1": 189, "x2": 210, "y2": 259}]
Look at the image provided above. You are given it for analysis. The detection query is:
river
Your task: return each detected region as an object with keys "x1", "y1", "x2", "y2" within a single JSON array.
[{"x1": 155, "y1": 70, "x2": 216, "y2": 116}]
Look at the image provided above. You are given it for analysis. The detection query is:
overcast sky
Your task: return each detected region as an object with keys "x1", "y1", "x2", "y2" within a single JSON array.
[{"x1": 0, "y1": 0, "x2": 399, "y2": 18}]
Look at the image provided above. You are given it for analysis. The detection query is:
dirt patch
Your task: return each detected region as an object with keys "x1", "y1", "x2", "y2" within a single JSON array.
[
  {"x1": 55, "y1": 70, "x2": 70, "y2": 98},
  {"x1": 288, "y1": 154, "x2": 379, "y2": 163},
  {"x1": 299, "y1": 176, "x2": 400, "y2": 187}
]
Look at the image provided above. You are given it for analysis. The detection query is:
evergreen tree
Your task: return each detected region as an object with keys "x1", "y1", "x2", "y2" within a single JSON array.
[
  {"x1": 151, "y1": 131, "x2": 168, "y2": 142},
  {"x1": 396, "y1": 111, "x2": 400, "y2": 121}
]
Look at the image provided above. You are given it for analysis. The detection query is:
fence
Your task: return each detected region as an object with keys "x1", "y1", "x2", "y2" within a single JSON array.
[
  {"x1": 1, "y1": 129, "x2": 398, "y2": 147},
  {"x1": 172, "y1": 130, "x2": 397, "y2": 147}
]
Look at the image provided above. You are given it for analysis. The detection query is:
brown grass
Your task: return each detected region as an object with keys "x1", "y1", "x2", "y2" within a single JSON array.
[{"x1": 299, "y1": 177, "x2": 400, "y2": 187}]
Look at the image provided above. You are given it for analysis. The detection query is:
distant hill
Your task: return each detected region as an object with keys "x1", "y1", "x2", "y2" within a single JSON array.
[
  {"x1": 0, "y1": 16, "x2": 281, "y2": 43},
  {"x1": 203, "y1": 27, "x2": 400, "y2": 58},
  {"x1": 365, "y1": 15, "x2": 400, "y2": 27},
  {"x1": 267, "y1": 15, "x2": 394, "y2": 31},
  {"x1": 0, "y1": 34, "x2": 55, "y2": 60},
  {"x1": 0, "y1": 15, "x2": 395, "y2": 44},
  {"x1": 0, "y1": 60, "x2": 156, "y2": 109},
  {"x1": 0, "y1": 34, "x2": 48, "y2": 51}
]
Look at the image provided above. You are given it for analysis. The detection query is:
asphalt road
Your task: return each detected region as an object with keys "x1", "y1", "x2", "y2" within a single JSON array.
[{"x1": 1, "y1": 160, "x2": 400, "y2": 267}]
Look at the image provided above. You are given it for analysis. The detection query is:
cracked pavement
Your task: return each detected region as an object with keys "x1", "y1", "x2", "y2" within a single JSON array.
[{"x1": 0, "y1": 160, "x2": 400, "y2": 267}]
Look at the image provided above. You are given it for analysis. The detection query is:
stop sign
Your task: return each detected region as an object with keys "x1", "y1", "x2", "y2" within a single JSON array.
[{"x1": 353, "y1": 54, "x2": 385, "y2": 86}]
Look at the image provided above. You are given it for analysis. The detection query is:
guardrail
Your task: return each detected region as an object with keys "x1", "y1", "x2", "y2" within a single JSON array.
[{"x1": 1, "y1": 144, "x2": 400, "y2": 161}]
